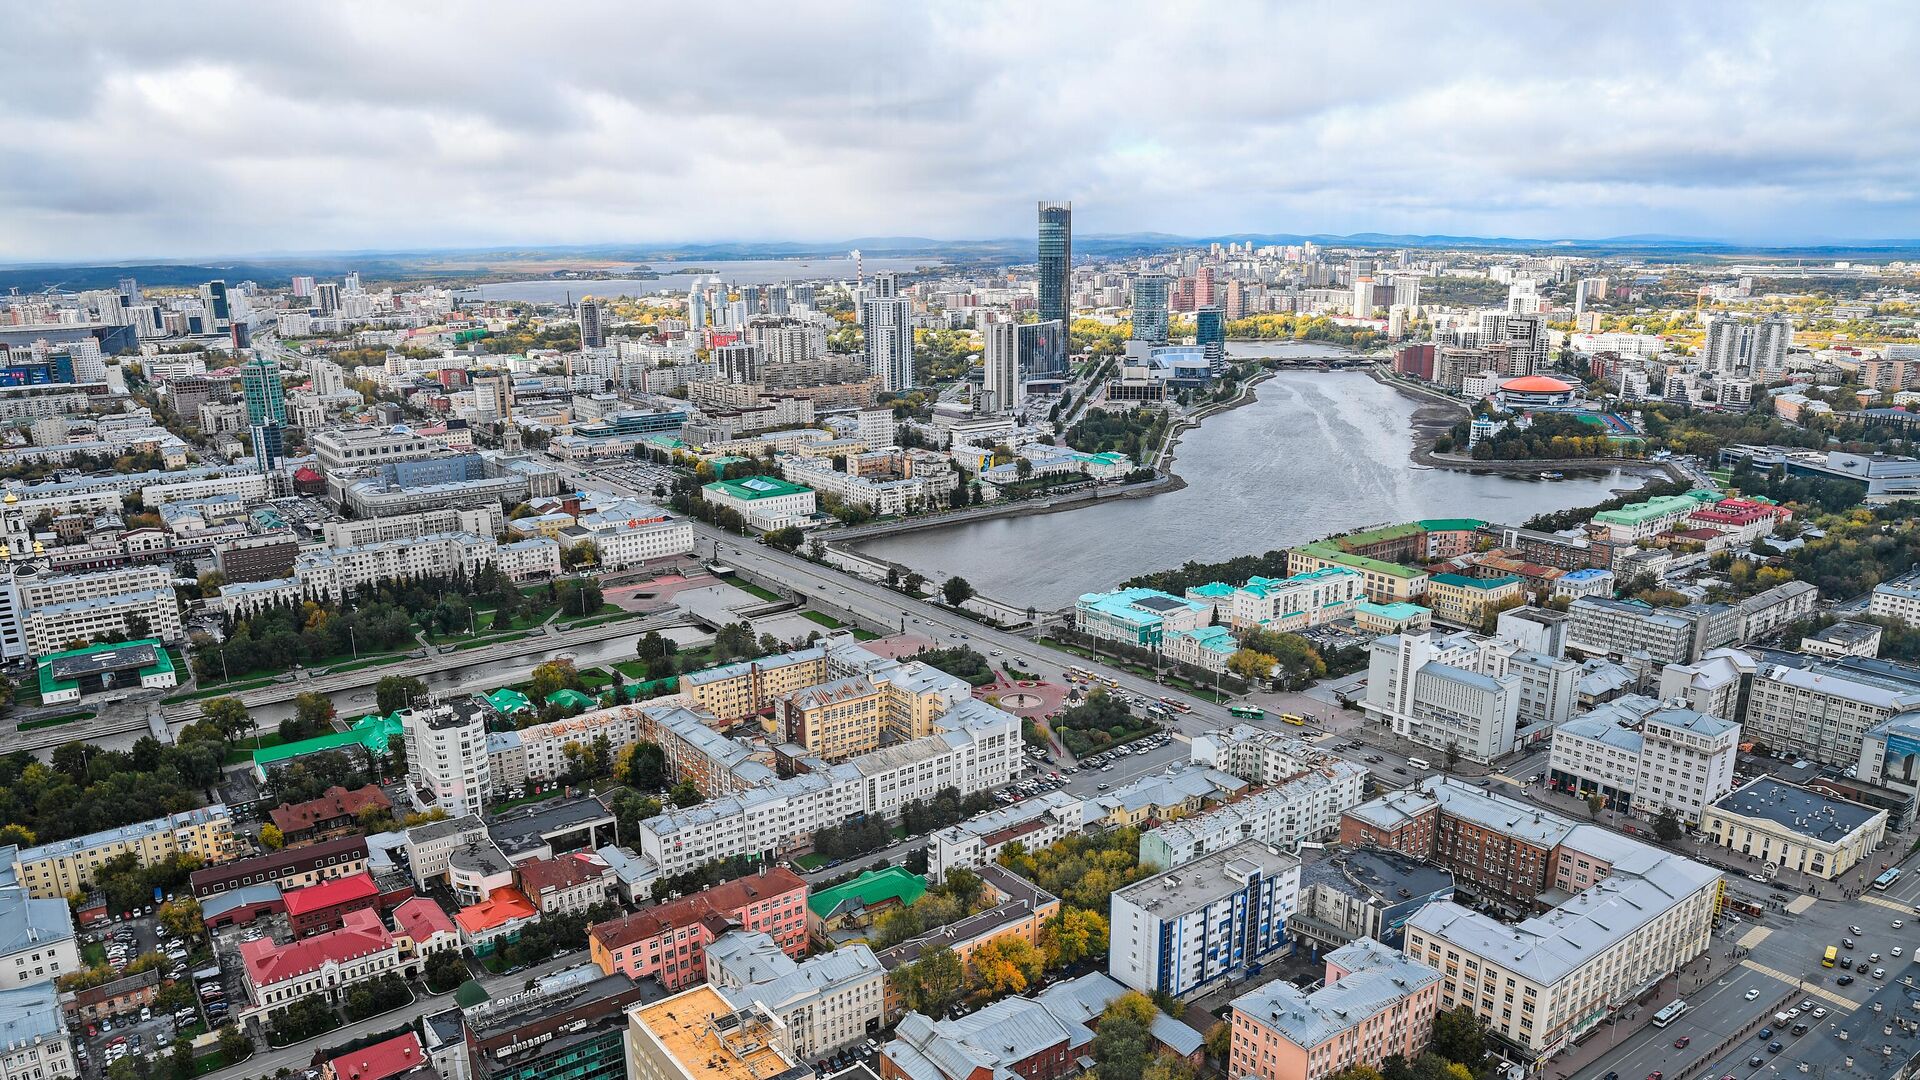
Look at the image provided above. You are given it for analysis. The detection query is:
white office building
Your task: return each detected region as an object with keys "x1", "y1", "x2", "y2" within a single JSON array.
[
  {"x1": 1363, "y1": 633, "x2": 1521, "y2": 763},
  {"x1": 402, "y1": 700, "x2": 494, "y2": 818},
  {"x1": 1139, "y1": 761, "x2": 1368, "y2": 871},
  {"x1": 706, "y1": 932, "x2": 884, "y2": 1059},
  {"x1": 926, "y1": 791, "x2": 1085, "y2": 883},
  {"x1": 1546, "y1": 696, "x2": 1740, "y2": 824},
  {"x1": 861, "y1": 274, "x2": 914, "y2": 393}
]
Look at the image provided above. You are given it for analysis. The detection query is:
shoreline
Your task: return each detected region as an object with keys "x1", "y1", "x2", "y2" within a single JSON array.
[{"x1": 1369, "y1": 368, "x2": 1685, "y2": 486}]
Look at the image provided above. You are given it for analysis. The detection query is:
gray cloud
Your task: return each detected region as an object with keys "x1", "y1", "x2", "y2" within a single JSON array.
[{"x1": 3, "y1": 0, "x2": 1918, "y2": 262}]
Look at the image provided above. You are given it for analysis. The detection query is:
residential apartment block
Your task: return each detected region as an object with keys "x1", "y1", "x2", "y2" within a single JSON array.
[
  {"x1": 926, "y1": 791, "x2": 1084, "y2": 883},
  {"x1": 1109, "y1": 840, "x2": 1300, "y2": 1000},
  {"x1": 589, "y1": 868, "x2": 808, "y2": 992},
  {"x1": 12, "y1": 805, "x2": 236, "y2": 899},
  {"x1": 1229, "y1": 937, "x2": 1441, "y2": 1080},
  {"x1": 1138, "y1": 760, "x2": 1368, "y2": 871},
  {"x1": 1546, "y1": 696, "x2": 1740, "y2": 823},
  {"x1": 706, "y1": 931, "x2": 884, "y2": 1059}
]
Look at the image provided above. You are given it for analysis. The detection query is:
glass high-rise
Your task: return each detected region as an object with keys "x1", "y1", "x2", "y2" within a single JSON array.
[
  {"x1": 240, "y1": 358, "x2": 285, "y2": 426},
  {"x1": 1196, "y1": 306, "x2": 1225, "y2": 367},
  {"x1": 1131, "y1": 273, "x2": 1170, "y2": 344},
  {"x1": 1037, "y1": 201, "x2": 1072, "y2": 328}
]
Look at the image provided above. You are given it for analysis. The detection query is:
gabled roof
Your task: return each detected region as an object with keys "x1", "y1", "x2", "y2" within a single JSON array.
[
  {"x1": 240, "y1": 908, "x2": 394, "y2": 989},
  {"x1": 327, "y1": 1031, "x2": 425, "y2": 1080}
]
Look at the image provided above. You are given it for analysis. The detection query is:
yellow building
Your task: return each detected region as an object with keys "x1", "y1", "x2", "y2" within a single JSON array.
[
  {"x1": 12, "y1": 805, "x2": 237, "y2": 899},
  {"x1": 782, "y1": 676, "x2": 887, "y2": 761},
  {"x1": 625, "y1": 986, "x2": 808, "y2": 1080},
  {"x1": 1287, "y1": 544, "x2": 1428, "y2": 604},
  {"x1": 1423, "y1": 573, "x2": 1523, "y2": 628},
  {"x1": 1700, "y1": 778, "x2": 1886, "y2": 882},
  {"x1": 681, "y1": 650, "x2": 831, "y2": 724}
]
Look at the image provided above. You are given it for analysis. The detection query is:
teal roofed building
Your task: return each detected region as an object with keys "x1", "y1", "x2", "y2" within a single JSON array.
[
  {"x1": 36, "y1": 639, "x2": 176, "y2": 705},
  {"x1": 1166, "y1": 624, "x2": 1240, "y2": 674},
  {"x1": 545, "y1": 688, "x2": 597, "y2": 712},
  {"x1": 251, "y1": 712, "x2": 403, "y2": 781},
  {"x1": 486, "y1": 688, "x2": 534, "y2": 715},
  {"x1": 1074, "y1": 588, "x2": 1210, "y2": 649},
  {"x1": 1355, "y1": 601, "x2": 1432, "y2": 634}
]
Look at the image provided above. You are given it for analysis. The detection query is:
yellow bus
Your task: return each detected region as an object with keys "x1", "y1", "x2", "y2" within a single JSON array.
[
  {"x1": 1824, "y1": 946, "x2": 1838, "y2": 968},
  {"x1": 1280, "y1": 713, "x2": 1307, "y2": 726}
]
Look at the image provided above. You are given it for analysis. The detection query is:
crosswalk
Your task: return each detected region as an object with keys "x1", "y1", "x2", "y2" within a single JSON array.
[
  {"x1": 1736, "y1": 926, "x2": 1773, "y2": 950},
  {"x1": 1860, "y1": 892, "x2": 1910, "y2": 914},
  {"x1": 1738, "y1": 958, "x2": 1856, "y2": 1011}
]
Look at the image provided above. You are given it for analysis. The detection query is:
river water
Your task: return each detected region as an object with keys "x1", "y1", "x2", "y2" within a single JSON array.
[
  {"x1": 454, "y1": 256, "x2": 937, "y2": 303},
  {"x1": 856, "y1": 358, "x2": 1647, "y2": 610}
]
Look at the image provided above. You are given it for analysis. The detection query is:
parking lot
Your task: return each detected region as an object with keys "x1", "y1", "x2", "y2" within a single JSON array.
[{"x1": 76, "y1": 909, "x2": 216, "y2": 1075}]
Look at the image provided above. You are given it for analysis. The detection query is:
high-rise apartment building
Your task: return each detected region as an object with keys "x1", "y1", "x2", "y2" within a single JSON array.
[
  {"x1": 983, "y1": 321, "x2": 1020, "y2": 415},
  {"x1": 579, "y1": 297, "x2": 605, "y2": 348},
  {"x1": 860, "y1": 273, "x2": 914, "y2": 392},
  {"x1": 315, "y1": 282, "x2": 341, "y2": 314},
  {"x1": 200, "y1": 280, "x2": 231, "y2": 332},
  {"x1": 1037, "y1": 201, "x2": 1072, "y2": 328},
  {"x1": 1131, "y1": 273, "x2": 1170, "y2": 344},
  {"x1": 1195, "y1": 306, "x2": 1225, "y2": 367}
]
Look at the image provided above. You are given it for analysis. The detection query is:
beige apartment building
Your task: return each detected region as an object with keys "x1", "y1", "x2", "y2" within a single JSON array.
[{"x1": 11, "y1": 806, "x2": 237, "y2": 899}]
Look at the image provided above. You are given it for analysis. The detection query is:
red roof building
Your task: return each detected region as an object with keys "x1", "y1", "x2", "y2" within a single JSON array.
[
  {"x1": 240, "y1": 908, "x2": 402, "y2": 1013},
  {"x1": 324, "y1": 1031, "x2": 428, "y2": 1080},
  {"x1": 392, "y1": 897, "x2": 460, "y2": 955},
  {"x1": 269, "y1": 784, "x2": 392, "y2": 845},
  {"x1": 1689, "y1": 498, "x2": 1790, "y2": 532},
  {"x1": 515, "y1": 852, "x2": 617, "y2": 916},
  {"x1": 454, "y1": 887, "x2": 539, "y2": 949},
  {"x1": 587, "y1": 868, "x2": 807, "y2": 991},
  {"x1": 283, "y1": 872, "x2": 382, "y2": 937}
]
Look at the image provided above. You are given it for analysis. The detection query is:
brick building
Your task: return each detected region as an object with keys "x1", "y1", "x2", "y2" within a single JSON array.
[
  {"x1": 588, "y1": 868, "x2": 807, "y2": 991},
  {"x1": 269, "y1": 785, "x2": 392, "y2": 847}
]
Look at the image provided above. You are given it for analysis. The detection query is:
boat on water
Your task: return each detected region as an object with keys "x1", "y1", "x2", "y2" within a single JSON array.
[
  {"x1": 1409, "y1": 463, "x2": 1435, "y2": 471},
  {"x1": 1539, "y1": 471, "x2": 1564, "y2": 480}
]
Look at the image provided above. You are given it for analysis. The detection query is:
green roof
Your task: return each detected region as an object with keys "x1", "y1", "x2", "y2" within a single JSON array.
[
  {"x1": 36, "y1": 638, "x2": 173, "y2": 698},
  {"x1": 1357, "y1": 601, "x2": 1429, "y2": 618},
  {"x1": 1295, "y1": 541, "x2": 1424, "y2": 579},
  {"x1": 1418, "y1": 519, "x2": 1487, "y2": 533},
  {"x1": 704, "y1": 475, "x2": 811, "y2": 501},
  {"x1": 1332, "y1": 522, "x2": 1425, "y2": 550},
  {"x1": 1188, "y1": 582, "x2": 1236, "y2": 598},
  {"x1": 1431, "y1": 573, "x2": 1520, "y2": 590},
  {"x1": 486, "y1": 688, "x2": 534, "y2": 714},
  {"x1": 252, "y1": 713, "x2": 401, "y2": 769},
  {"x1": 1591, "y1": 492, "x2": 1716, "y2": 527},
  {"x1": 806, "y1": 866, "x2": 927, "y2": 920},
  {"x1": 545, "y1": 689, "x2": 597, "y2": 710}
]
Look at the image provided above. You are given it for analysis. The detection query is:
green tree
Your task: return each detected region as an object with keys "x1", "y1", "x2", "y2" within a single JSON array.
[
  {"x1": 1040, "y1": 908, "x2": 1109, "y2": 969},
  {"x1": 1429, "y1": 1006, "x2": 1487, "y2": 1069},
  {"x1": 1226, "y1": 649, "x2": 1275, "y2": 682},
  {"x1": 1091, "y1": 995, "x2": 1155, "y2": 1080},
  {"x1": 199, "y1": 697, "x2": 251, "y2": 740},
  {"x1": 669, "y1": 780, "x2": 702, "y2": 807},
  {"x1": 1586, "y1": 793, "x2": 1606, "y2": 820},
  {"x1": 375, "y1": 675, "x2": 427, "y2": 713},
  {"x1": 293, "y1": 691, "x2": 336, "y2": 729},
  {"x1": 1653, "y1": 807, "x2": 1684, "y2": 843},
  {"x1": 942, "y1": 576, "x2": 976, "y2": 606},
  {"x1": 617, "y1": 741, "x2": 669, "y2": 790}
]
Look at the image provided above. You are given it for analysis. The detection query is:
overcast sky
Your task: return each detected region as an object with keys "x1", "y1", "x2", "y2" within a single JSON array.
[{"x1": 5, "y1": 2, "x2": 1918, "y2": 263}]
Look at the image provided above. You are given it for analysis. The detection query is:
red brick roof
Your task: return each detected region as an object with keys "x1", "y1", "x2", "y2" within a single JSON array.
[
  {"x1": 589, "y1": 868, "x2": 804, "y2": 951},
  {"x1": 516, "y1": 852, "x2": 612, "y2": 898},
  {"x1": 282, "y1": 872, "x2": 379, "y2": 918},
  {"x1": 392, "y1": 897, "x2": 456, "y2": 942},
  {"x1": 454, "y1": 887, "x2": 537, "y2": 935},
  {"x1": 270, "y1": 785, "x2": 392, "y2": 835},
  {"x1": 241, "y1": 908, "x2": 393, "y2": 989},
  {"x1": 328, "y1": 1031, "x2": 424, "y2": 1080}
]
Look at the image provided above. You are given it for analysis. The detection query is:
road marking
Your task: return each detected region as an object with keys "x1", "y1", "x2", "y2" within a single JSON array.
[
  {"x1": 1737, "y1": 926, "x2": 1773, "y2": 949},
  {"x1": 1737, "y1": 959, "x2": 1855, "y2": 1010},
  {"x1": 1861, "y1": 893, "x2": 1908, "y2": 914},
  {"x1": 1786, "y1": 895, "x2": 1816, "y2": 915}
]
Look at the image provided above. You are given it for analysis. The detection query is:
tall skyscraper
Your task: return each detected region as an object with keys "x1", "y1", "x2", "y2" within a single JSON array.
[
  {"x1": 241, "y1": 357, "x2": 286, "y2": 475},
  {"x1": 1194, "y1": 266, "x2": 1215, "y2": 308},
  {"x1": 714, "y1": 343, "x2": 761, "y2": 384},
  {"x1": 861, "y1": 272, "x2": 915, "y2": 392},
  {"x1": 200, "y1": 280, "x2": 231, "y2": 332},
  {"x1": 1750, "y1": 314, "x2": 1792, "y2": 376},
  {"x1": 579, "y1": 297, "x2": 605, "y2": 348},
  {"x1": 1131, "y1": 273, "x2": 1170, "y2": 344},
  {"x1": 240, "y1": 358, "x2": 285, "y2": 426},
  {"x1": 117, "y1": 277, "x2": 141, "y2": 304},
  {"x1": 1019, "y1": 320, "x2": 1066, "y2": 380},
  {"x1": 1195, "y1": 306, "x2": 1225, "y2": 368},
  {"x1": 315, "y1": 282, "x2": 341, "y2": 314},
  {"x1": 983, "y1": 320, "x2": 1020, "y2": 415},
  {"x1": 1037, "y1": 201, "x2": 1072, "y2": 328},
  {"x1": 687, "y1": 285, "x2": 708, "y2": 329}
]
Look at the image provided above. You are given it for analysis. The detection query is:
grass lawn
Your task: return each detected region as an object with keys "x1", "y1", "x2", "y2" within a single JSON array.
[
  {"x1": 18, "y1": 710, "x2": 93, "y2": 731},
  {"x1": 851, "y1": 628, "x2": 879, "y2": 641},
  {"x1": 799, "y1": 610, "x2": 844, "y2": 629},
  {"x1": 322, "y1": 653, "x2": 415, "y2": 676},
  {"x1": 793, "y1": 853, "x2": 827, "y2": 872},
  {"x1": 613, "y1": 659, "x2": 653, "y2": 678},
  {"x1": 11, "y1": 682, "x2": 42, "y2": 708},
  {"x1": 718, "y1": 575, "x2": 781, "y2": 602},
  {"x1": 82, "y1": 941, "x2": 106, "y2": 967},
  {"x1": 222, "y1": 731, "x2": 291, "y2": 765},
  {"x1": 576, "y1": 667, "x2": 613, "y2": 690}
]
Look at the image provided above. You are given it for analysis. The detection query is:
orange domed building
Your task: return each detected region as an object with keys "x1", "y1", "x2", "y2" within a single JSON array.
[{"x1": 1497, "y1": 374, "x2": 1577, "y2": 409}]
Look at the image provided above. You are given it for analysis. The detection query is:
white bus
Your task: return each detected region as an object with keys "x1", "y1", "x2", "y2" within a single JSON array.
[
  {"x1": 1651, "y1": 1001, "x2": 1689, "y2": 1028},
  {"x1": 1406, "y1": 757, "x2": 1431, "y2": 771}
]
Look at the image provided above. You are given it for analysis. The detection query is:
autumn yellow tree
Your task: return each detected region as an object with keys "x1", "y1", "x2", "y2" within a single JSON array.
[
  {"x1": 969, "y1": 935, "x2": 1044, "y2": 996},
  {"x1": 258, "y1": 824, "x2": 285, "y2": 850},
  {"x1": 1040, "y1": 908, "x2": 1109, "y2": 969},
  {"x1": 1225, "y1": 649, "x2": 1275, "y2": 683}
]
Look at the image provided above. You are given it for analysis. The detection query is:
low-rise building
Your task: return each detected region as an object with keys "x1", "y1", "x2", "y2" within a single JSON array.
[
  {"x1": 1072, "y1": 588, "x2": 1209, "y2": 649},
  {"x1": 1869, "y1": 570, "x2": 1920, "y2": 626},
  {"x1": 1229, "y1": 937, "x2": 1441, "y2": 1080},
  {"x1": 1546, "y1": 697, "x2": 1741, "y2": 823},
  {"x1": 269, "y1": 784, "x2": 392, "y2": 847},
  {"x1": 1289, "y1": 848, "x2": 1455, "y2": 950},
  {"x1": 872, "y1": 865, "x2": 1058, "y2": 1020},
  {"x1": 1800, "y1": 621, "x2": 1884, "y2": 659},
  {"x1": 925, "y1": 791, "x2": 1083, "y2": 883},
  {"x1": 701, "y1": 476, "x2": 817, "y2": 532},
  {"x1": 0, "y1": 886, "x2": 77, "y2": 989},
  {"x1": 239, "y1": 907, "x2": 407, "y2": 1020},
  {"x1": 1138, "y1": 761, "x2": 1368, "y2": 871},
  {"x1": 589, "y1": 869, "x2": 808, "y2": 991},
  {"x1": 1108, "y1": 840, "x2": 1300, "y2": 1000},
  {"x1": 15, "y1": 805, "x2": 235, "y2": 900},
  {"x1": 1188, "y1": 568, "x2": 1363, "y2": 635},
  {"x1": 0, "y1": 983, "x2": 75, "y2": 1080},
  {"x1": 706, "y1": 932, "x2": 884, "y2": 1059},
  {"x1": 516, "y1": 851, "x2": 619, "y2": 916},
  {"x1": 624, "y1": 986, "x2": 809, "y2": 1080},
  {"x1": 1424, "y1": 573, "x2": 1523, "y2": 628},
  {"x1": 283, "y1": 871, "x2": 382, "y2": 937},
  {"x1": 1700, "y1": 777, "x2": 1887, "y2": 881},
  {"x1": 189, "y1": 834, "x2": 368, "y2": 898}
]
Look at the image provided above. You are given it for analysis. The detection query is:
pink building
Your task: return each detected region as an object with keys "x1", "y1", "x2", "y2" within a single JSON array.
[
  {"x1": 587, "y1": 868, "x2": 807, "y2": 991},
  {"x1": 1230, "y1": 938, "x2": 1441, "y2": 1080}
]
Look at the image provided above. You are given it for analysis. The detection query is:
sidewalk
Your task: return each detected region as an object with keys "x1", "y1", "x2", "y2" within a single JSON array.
[{"x1": 1541, "y1": 946, "x2": 1754, "y2": 1080}]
